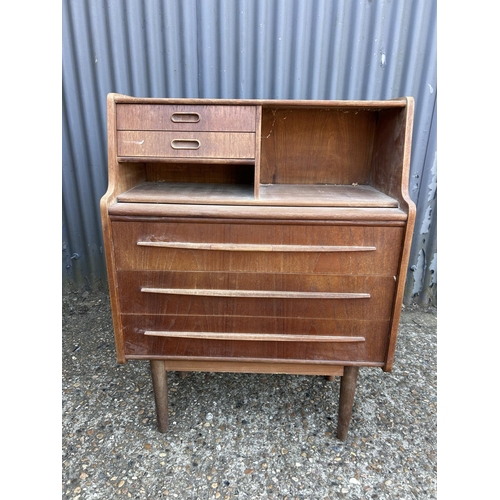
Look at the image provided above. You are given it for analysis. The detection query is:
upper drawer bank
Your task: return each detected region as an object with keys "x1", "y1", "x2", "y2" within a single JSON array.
[{"x1": 116, "y1": 104, "x2": 257, "y2": 159}]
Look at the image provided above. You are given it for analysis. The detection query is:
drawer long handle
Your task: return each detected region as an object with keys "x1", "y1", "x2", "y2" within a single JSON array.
[
  {"x1": 143, "y1": 331, "x2": 366, "y2": 343},
  {"x1": 171, "y1": 139, "x2": 201, "y2": 150},
  {"x1": 141, "y1": 287, "x2": 370, "y2": 300},
  {"x1": 137, "y1": 241, "x2": 376, "y2": 252}
]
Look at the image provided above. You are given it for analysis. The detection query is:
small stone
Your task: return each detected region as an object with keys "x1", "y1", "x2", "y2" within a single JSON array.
[
  {"x1": 118, "y1": 480, "x2": 125, "y2": 487},
  {"x1": 385, "y1": 480, "x2": 392, "y2": 486},
  {"x1": 349, "y1": 478, "x2": 360, "y2": 485},
  {"x1": 206, "y1": 413, "x2": 213, "y2": 421},
  {"x1": 212, "y1": 483, "x2": 218, "y2": 489},
  {"x1": 245, "y1": 469, "x2": 253, "y2": 474},
  {"x1": 144, "y1": 443, "x2": 152, "y2": 450}
]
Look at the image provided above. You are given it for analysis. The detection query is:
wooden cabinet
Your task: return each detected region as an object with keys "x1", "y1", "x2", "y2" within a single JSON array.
[{"x1": 101, "y1": 94, "x2": 415, "y2": 440}]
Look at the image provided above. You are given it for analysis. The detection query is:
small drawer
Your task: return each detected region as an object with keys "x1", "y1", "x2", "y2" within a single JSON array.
[
  {"x1": 117, "y1": 131, "x2": 255, "y2": 159},
  {"x1": 116, "y1": 104, "x2": 256, "y2": 132}
]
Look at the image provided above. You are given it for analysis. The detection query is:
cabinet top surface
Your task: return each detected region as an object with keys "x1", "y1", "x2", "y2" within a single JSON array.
[{"x1": 110, "y1": 93, "x2": 411, "y2": 109}]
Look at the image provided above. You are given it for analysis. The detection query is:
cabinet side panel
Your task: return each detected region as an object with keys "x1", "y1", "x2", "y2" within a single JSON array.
[
  {"x1": 101, "y1": 95, "x2": 149, "y2": 363},
  {"x1": 382, "y1": 98, "x2": 416, "y2": 371},
  {"x1": 100, "y1": 94, "x2": 126, "y2": 362}
]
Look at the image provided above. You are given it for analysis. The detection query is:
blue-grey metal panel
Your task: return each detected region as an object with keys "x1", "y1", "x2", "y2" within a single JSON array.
[{"x1": 62, "y1": 0, "x2": 437, "y2": 305}]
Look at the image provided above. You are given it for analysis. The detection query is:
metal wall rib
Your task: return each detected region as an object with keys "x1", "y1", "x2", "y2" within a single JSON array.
[{"x1": 62, "y1": 0, "x2": 437, "y2": 305}]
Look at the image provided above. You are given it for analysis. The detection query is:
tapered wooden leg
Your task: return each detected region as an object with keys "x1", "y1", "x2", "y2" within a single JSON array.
[
  {"x1": 337, "y1": 366, "x2": 359, "y2": 441},
  {"x1": 150, "y1": 360, "x2": 168, "y2": 433}
]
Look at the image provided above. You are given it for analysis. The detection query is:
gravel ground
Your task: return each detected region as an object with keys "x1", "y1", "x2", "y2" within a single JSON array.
[{"x1": 62, "y1": 287, "x2": 437, "y2": 500}]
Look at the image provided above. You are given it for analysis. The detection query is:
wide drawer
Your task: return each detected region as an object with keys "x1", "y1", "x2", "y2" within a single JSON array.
[
  {"x1": 115, "y1": 270, "x2": 397, "y2": 320},
  {"x1": 111, "y1": 221, "x2": 405, "y2": 275},
  {"x1": 117, "y1": 131, "x2": 255, "y2": 159},
  {"x1": 116, "y1": 104, "x2": 257, "y2": 132},
  {"x1": 120, "y1": 314, "x2": 391, "y2": 363}
]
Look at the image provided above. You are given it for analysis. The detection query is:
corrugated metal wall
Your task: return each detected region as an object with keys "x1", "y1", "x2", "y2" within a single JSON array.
[{"x1": 62, "y1": 0, "x2": 437, "y2": 306}]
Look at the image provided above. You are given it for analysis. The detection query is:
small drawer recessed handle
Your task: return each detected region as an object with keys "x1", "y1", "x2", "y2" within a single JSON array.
[
  {"x1": 171, "y1": 112, "x2": 200, "y2": 123},
  {"x1": 171, "y1": 139, "x2": 201, "y2": 150}
]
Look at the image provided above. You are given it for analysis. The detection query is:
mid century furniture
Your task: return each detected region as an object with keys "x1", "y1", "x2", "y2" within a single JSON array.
[{"x1": 100, "y1": 93, "x2": 415, "y2": 440}]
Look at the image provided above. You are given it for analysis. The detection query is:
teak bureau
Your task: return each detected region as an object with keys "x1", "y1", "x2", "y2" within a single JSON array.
[{"x1": 101, "y1": 93, "x2": 415, "y2": 440}]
